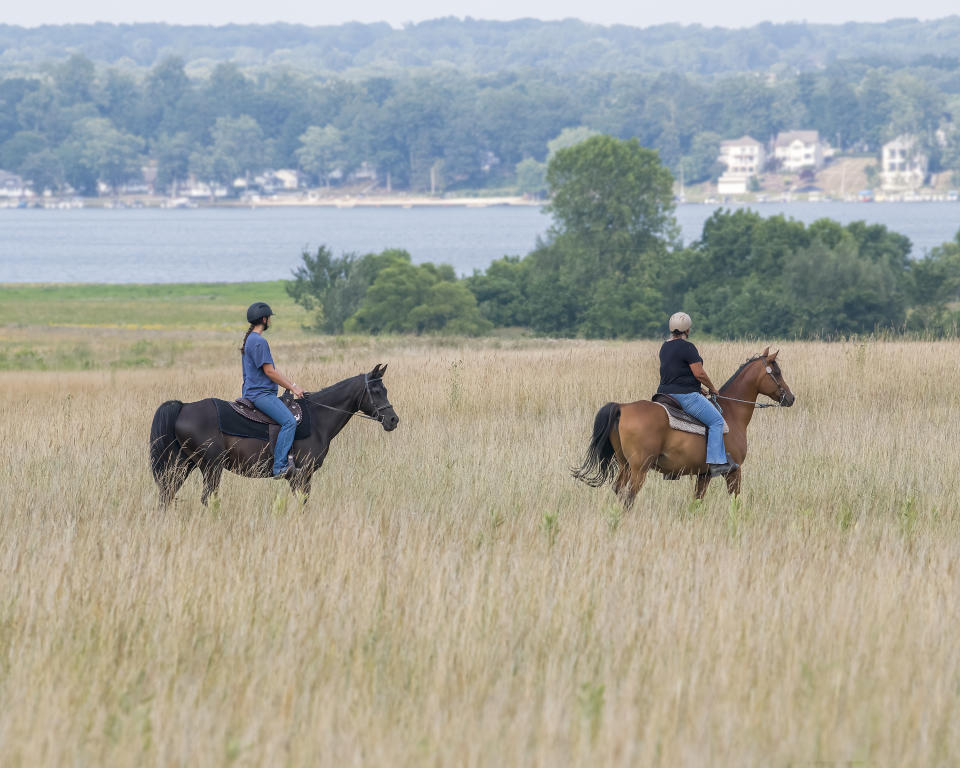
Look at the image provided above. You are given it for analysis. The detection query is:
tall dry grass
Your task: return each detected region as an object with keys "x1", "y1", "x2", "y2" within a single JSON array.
[{"x1": 1, "y1": 333, "x2": 959, "y2": 766}]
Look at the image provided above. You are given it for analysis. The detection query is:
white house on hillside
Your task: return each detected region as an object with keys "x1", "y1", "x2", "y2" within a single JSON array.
[
  {"x1": 717, "y1": 135, "x2": 765, "y2": 194},
  {"x1": 773, "y1": 130, "x2": 825, "y2": 172},
  {"x1": 880, "y1": 135, "x2": 927, "y2": 193}
]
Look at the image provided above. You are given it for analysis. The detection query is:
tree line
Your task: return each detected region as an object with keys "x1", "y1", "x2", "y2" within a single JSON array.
[
  {"x1": 288, "y1": 136, "x2": 960, "y2": 339},
  {"x1": 3, "y1": 18, "x2": 960, "y2": 76},
  {"x1": 3, "y1": 50, "x2": 960, "y2": 195}
]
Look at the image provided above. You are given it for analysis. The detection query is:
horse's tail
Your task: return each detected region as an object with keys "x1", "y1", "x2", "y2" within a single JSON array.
[
  {"x1": 150, "y1": 400, "x2": 184, "y2": 484},
  {"x1": 572, "y1": 402, "x2": 621, "y2": 487}
]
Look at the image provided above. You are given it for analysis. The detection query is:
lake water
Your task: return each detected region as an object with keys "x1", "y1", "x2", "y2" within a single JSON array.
[{"x1": 1, "y1": 201, "x2": 959, "y2": 283}]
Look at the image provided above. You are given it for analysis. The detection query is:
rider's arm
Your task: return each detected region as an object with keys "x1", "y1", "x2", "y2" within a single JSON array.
[
  {"x1": 263, "y1": 363, "x2": 305, "y2": 398},
  {"x1": 689, "y1": 362, "x2": 718, "y2": 395}
]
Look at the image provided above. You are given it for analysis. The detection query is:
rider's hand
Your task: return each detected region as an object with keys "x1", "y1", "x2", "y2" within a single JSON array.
[{"x1": 291, "y1": 384, "x2": 306, "y2": 398}]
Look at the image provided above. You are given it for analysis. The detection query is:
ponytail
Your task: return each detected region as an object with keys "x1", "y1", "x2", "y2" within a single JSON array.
[{"x1": 239, "y1": 323, "x2": 255, "y2": 355}]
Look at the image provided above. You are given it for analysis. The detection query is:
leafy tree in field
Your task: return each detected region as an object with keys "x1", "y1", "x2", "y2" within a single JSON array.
[
  {"x1": 464, "y1": 256, "x2": 530, "y2": 327},
  {"x1": 287, "y1": 246, "x2": 411, "y2": 333},
  {"x1": 517, "y1": 135, "x2": 677, "y2": 337},
  {"x1": 546, "y1": 135, "x2": 677, "y2": 255},
  {"x1": 784, "y1": 236, "x2": 905, "y2": 336},
  {"x1": 907, "y1": 230, "x2": 960, "y2": 333},
  {"x1": 673, "y1": 209, "x2": 911, "y2": 337},
  {"x1": 346, "y1": 260, "x2": 491, "y2": 335},
  {"x1": 296, "y1": 125, "x2": 346, "y2": 187}
]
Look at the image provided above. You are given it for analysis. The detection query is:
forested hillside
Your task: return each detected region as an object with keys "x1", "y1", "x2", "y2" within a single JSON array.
[
  {"x1": 2, "y1": 17, "x2": 960, "y2": 75},
  {"x1": 3, "y1": 19, "x2": 960, "y2": 194}
]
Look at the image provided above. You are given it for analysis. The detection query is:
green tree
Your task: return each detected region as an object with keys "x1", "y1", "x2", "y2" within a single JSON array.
[
  {"x1": 296, "y1": 125, "x2": 346, "y2": 187},
  {"x1": 514, "y1": 135, "x2": 679, "y2": 337},
  {"x1": 153, "y1": 132, "x2": 192, "y2": 193},
  {"x1": 514, "y1": 158, "x2": 547, "y2": 197},
  {"x1": 678, "y1": 131, "x2": 722, "y2": 184},
  {"x1": 0, "y1": 131, "x2": 47, "y2": 173},
  {"x1": 785, "y1": 236, "x2": 906, "y2": 335},
  {"x1": 193, "y1": 116, "x2": 265, "y2": 190},
  {"x1": 907, "y1": 231, "x2": 960, "y2": 333},
  {"x1": 54, "y1": 54, "x2": 96, "y2": 106},
  {"x1": 346, "y1": 261, "x2": 491, "y2": 335},
  {"x1": 546, "y1": 126, "x2": 601, "y2": 160},
  {"x1": 19, "y1": 149, "x2": 63, "y2": 193},
  {"x1": 464, "y1": 256, "x2": 530, "y2": 327},
  {"x1": 287, "y1": 246, "x2": 411, "y2": 333},
  {"x1": 546, "y1": 135, "x2": 677, "y2": 254},
  {"x1": 58, "y1": 118, "x2": 143, "y2": 194}
]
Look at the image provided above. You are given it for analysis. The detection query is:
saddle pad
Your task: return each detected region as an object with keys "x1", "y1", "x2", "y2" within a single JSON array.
[
  {"x1": 214, "y1": 398, "x2": 311, "y2": 442},
  {"x1": 653, "y1": 402, "x2": 729, "y2": 436}
]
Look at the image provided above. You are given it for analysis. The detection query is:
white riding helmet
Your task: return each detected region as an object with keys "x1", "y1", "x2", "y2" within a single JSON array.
[{"x1": 669, "y1": 311, "x2": 692, "y2": 333}]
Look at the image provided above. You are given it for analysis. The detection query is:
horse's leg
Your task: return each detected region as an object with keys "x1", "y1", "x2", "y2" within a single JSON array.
[
  {"x1": 288, "y1": 472, "x2": 311, "y2": 503},
  {"x1": 200, "y1": 461, "x2": 224, "y2": 507},
  {"x1": 618, "y1": 460, "x2": 652, "y2": 511},
  {"x1": 612, "y1": 460, "x2": 630, "y2": 498},
  {"x1": 158, "y1": 456, "x2": 195, "y2": 509},
  {"x1": 725, "y1": 467, "x2": 742, "y2": 496},
  {"x1": 695, "y1": 473, "x2": 712, "y2": 500}
]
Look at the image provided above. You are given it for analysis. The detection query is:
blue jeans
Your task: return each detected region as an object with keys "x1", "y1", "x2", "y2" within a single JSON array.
[
  {"x1": 671, "y1": 392, "x2": 728, "y2": 465},
  {"x1": 251, "y1": 394, "x2": 297, "y2": 475}
]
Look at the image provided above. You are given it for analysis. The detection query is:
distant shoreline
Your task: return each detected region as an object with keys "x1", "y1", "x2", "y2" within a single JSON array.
[{"x1": 3, "y1": 194, "x2": 959, "y2": 211}]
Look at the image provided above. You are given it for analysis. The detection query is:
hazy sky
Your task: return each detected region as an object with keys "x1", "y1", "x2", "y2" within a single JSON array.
[{"x1": 6, "y1": 0, "x2": 959, "y2": 28}]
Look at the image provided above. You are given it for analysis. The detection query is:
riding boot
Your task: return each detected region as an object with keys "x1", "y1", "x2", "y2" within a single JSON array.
[
  {"x1": 708, "y1": 459, "x2": 739, "y2": 477},
  {"x1": 272, "y1": 454, "x2": 297, "y2": 479}
]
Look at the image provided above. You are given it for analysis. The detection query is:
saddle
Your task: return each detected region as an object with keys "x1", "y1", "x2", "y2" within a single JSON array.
[
  {"x1": 229, "y1": 392, "x2": 302, "y2": 426},
  {"x1": 215, "y1": 394, "x2": 312, "y2": 475},
  {"x1": 651, "y1": 393, "x2": 729, "y2": 437}
]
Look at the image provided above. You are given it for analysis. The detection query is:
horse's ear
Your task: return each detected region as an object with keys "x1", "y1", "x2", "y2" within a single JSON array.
[
  {"x1": 761, "y1": 346, "x2": 770, "y2": 358},
  {"x1": 768, "y1": 349, "x2": 779, "y2": 361},
  {"x1": 371, "y1": 363, "x2": 385, "y2": 379},
  {"x1": 377, "y1": 363, "x2": 387, "y2": 378}
]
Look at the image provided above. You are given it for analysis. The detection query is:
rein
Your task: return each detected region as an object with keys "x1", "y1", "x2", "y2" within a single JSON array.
[
  {"x1": 713, "y1": 364, "x2": 788, "y2": 409},
  {"x1": 714, "y1": 393, "x2": 781, "y2": 409},
  {"x1": 298, "y1": 374, "x2": 387, "y2": 423}
]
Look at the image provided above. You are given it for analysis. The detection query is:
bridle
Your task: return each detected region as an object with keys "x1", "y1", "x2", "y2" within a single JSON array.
[
  {"x1": 300, "y1": 374, "x2": 392, "y2": 423},
  {"x1": 713, "y1": 359, "x2": 789, "y2": 409}
]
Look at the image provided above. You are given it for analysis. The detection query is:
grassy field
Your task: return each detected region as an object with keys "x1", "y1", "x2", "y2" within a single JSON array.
[
  {"x1": 0, "y1": 281, "x2": 308, "y2": 332},
  {"x1": 2, "y1": 312, "x2": 960, "y2": 765}
]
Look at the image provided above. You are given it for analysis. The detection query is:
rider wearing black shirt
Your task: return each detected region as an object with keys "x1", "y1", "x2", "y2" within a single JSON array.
[{"x1": 658, "y1": 312, "x2": 737, "y2": 477}]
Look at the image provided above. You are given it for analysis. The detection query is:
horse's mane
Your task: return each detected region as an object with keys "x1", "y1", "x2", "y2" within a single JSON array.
[
  {"x1": 720, "y1": 354, "x2": 765, "y2": 392},
  {"x1": 305, "y1": 373, "x2": 364, "y2": 402}
]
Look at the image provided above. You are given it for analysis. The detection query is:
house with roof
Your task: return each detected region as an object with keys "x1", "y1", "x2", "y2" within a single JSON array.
[
  {"x1": 716, "y1": 136, "x2": 765, "y2": 194},
  {"x1": 880, "y1": 135, "x2": 927, "y2": 193},
  {"x1": 773, "y1": 130, "x2": 825, "y2": 172}
]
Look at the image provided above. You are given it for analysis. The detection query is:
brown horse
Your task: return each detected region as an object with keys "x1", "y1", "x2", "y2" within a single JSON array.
[
  {"x1": 573, "y1": 349, "x2": 794, "y2": 507},
  {"x1": 149, "y1": 364, "x2": 399, "y2": 507}
]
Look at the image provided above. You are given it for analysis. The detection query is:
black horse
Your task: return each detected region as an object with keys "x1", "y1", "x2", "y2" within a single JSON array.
[{"x1": 149, "y1": 364, "x2": 398, "y2": 506}]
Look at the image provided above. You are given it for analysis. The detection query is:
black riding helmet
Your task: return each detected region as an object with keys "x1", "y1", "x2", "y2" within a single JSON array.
[{"x1": 246, "y1": 301, "x2": 273, "y2": 324}]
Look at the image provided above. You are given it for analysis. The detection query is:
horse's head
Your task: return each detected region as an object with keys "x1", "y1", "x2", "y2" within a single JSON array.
[
  {"x1": 361, "y1": 363, "x2": 399, "y2": 431},
  {"x1": 756, "y1": 348, "x2": 795, "y2": 407}
]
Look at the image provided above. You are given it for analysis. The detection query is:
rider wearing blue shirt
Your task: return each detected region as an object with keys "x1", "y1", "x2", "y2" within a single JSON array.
[
  {"x1": 659, "y1": 312, "x2": 737, "y2": 477},
  {"x1": 241, "y1": 302, "x2": 305, "y2": 477}
]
